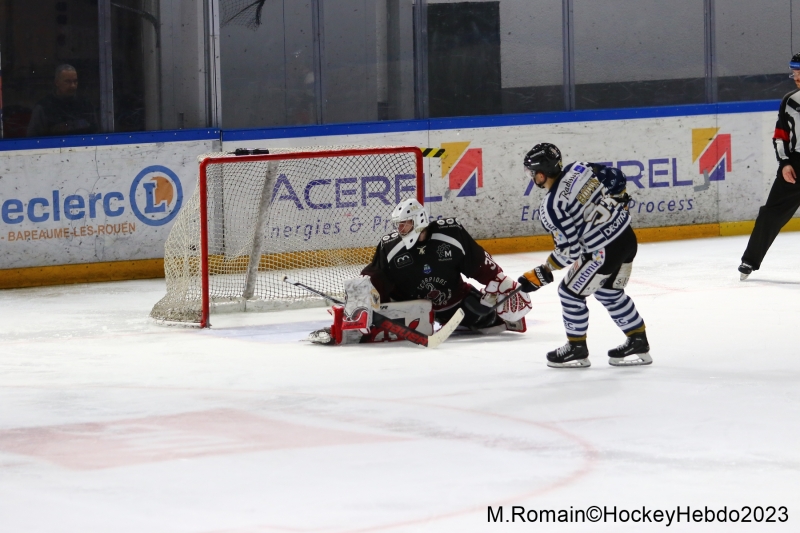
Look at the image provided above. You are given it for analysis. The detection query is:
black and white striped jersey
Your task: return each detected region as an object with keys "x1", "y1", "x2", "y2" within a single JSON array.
[
  {"x1": 538, "y1": 162, "x2": 631, "y2": 269},
  {"x1": 773, "y1": 88, "x2": 800, "y2": 166}
]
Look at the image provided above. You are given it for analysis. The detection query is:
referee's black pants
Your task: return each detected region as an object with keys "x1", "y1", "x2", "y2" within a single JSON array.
[{"x1": 741, "y1": 159, "x2": 800, "y2": 270}]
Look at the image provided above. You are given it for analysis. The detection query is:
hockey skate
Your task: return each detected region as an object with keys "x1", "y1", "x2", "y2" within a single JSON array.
[
  {"x1": 546, "y1": 340, "x2": 590, "y2": 368},
  {"x1": 608, "y1": 332, "x2": 652, "y2": 366},
  {"x1": 738, "y1": 262, "x2": 753, "y2": 281}
]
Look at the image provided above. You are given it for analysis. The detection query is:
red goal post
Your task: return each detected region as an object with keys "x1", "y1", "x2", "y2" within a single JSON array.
[{"x1": 150, "y1": 146, "x2": 425, "y2": 327}]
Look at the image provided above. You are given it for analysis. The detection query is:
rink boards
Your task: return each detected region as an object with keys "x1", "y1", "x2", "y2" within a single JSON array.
[{"x1": 0, "y1": 101, "x2": 793, "y2": 286}]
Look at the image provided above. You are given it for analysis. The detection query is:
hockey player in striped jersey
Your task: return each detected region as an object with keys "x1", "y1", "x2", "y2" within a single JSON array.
[{"x1": 517, "y1": 143, "x2": 652, "y2": 368}]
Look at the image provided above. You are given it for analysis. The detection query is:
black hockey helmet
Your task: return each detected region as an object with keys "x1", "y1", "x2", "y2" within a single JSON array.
[
  {"x1": 791, "y1": 53, "x2": 800, "y2": 70},
  {"x1": 524, "y1": 143, "x2": 563, "y2": 179}
]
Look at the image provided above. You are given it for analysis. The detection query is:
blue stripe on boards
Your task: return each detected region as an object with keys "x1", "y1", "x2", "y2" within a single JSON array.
[
  {"x1": 0, "y1": 129, "x2": 221, "y2": 152},
  {"x1": 1, "y1": 99, "x2": 781, "y2": 152}
]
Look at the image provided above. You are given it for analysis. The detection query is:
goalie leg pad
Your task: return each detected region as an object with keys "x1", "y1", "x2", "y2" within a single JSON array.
[
  {"x1": 312, "y1": 304, "x2": 365, "y2": 345},
  {"x1": 310, "y1": 298, "x2": 434, "y2": 346},
  {"x1": 504, "y1": 317, "x2": 527, "y2": 333},
  {"x1": 361, "y1": 299, "x2": 434, "y2": 343},
  {"x1": 342, "y1": 277, "x2": 381, "y2": 334},
  {"x1": 471, "y1": 316, "x2": 527, "y2": 335}
]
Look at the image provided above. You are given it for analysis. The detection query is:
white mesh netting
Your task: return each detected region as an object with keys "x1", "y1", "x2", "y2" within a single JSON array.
[{"x1": 150, "y1": 146, "x2": 422, "y2": 325}]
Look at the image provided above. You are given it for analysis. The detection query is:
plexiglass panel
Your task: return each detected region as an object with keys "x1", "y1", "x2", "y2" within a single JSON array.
[
  {"x1": 219, "y1": 1, "x2": 317, "y2": 128},
  {"x1": 218, "y1": 0, "x2": 416, "y2": 128},
  {"x1": 0, "y1": 0, "x2": 212, "y2": 138},
  {"x1": 1, "y1": 0, "x2": 797, "y2": 140},
  {"x1": 427, "y1": 0, "x2": 563, "y2": 117},
  {"x1": 715, "y1": 0, "x2": 792, "y2": 102},
  {"x1": 498, "y1": 0, "x2": 564, "y2": 114},
  {"x1": 573, "y1": 0, "x2": 706, "y2": 109},
  {"x1": 0, "y1": 0, "x2": 102, "y2": 138}
]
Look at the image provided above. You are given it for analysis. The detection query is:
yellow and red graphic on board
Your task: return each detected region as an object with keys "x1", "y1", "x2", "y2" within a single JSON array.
[
  {"x1": 692, "y1": 128, "x2": 732, "y2": 181},
  {"x1": 440, "y1": 142, "x2": 483, "y2": 197}
]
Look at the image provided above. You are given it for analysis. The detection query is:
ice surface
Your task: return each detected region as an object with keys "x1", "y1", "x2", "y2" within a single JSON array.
[{"x1": 1, "y1": 234, "x2": 799, "y2": 532}]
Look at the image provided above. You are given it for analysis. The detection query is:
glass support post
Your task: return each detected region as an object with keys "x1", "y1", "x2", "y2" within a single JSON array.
[
  {"x1": 704, "y1": 0, "x2": 717, "y2": 104},
  {"x1": 98, "y1": 0, "x2": 115, "y2": 132},
  {"x1": 562, "y1": 0, "x2": 575, "y2": 111},
  {"x1": 207, "y1": 0, "x2": 222, "y2": 128},
  {"x1": 311, "y1": 0, "x2": 325, "y2": 124},
  {"x1": 413, "y1": 0, "x2": 428, "y2": 119}
]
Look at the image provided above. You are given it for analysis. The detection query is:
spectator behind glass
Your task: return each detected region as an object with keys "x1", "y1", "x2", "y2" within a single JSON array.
[{"x1": 27, "y1": 64, "x2": 98, "y2": 137}]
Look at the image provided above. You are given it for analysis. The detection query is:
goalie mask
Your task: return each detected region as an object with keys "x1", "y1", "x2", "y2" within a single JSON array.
[{"x1": 391, "y1": 198, "x2": 430, "y2": 249}]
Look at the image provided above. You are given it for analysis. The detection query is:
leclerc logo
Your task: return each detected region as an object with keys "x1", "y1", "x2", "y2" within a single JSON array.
[
  {"x1": 129, "y1": 165, "x2": 183, "y2": 226},
  {"x1": 693, "y1": 128, "x2": 732, "y2": 182},
  {"x1": 440, "y1": 142, "x2": 483, "y2": 197}
]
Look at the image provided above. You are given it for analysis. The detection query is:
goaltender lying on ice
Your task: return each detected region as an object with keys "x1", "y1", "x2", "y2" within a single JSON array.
[{"x1": 305, "y1": 198, "x2": 533, "y2": 346}]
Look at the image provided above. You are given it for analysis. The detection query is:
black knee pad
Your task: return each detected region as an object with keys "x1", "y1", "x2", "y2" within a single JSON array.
[{"x1": 460, "y1": 289, "x2": 498, "y2": 328}]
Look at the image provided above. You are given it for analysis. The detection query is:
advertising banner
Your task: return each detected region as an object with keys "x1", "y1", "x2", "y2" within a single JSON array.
[
  {"x1": 0, "y1": 106, "x2": 780, "y2": 277},
  {"x1": 223, "y1": 110, "x2": 776, "y2": 241},
  {"x1": 0, "y1": 139, "x2": 217, "y2": 269}
]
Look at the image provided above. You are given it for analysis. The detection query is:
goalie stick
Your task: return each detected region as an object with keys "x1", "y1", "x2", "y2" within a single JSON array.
[{"x1": 282, "y1": 276, "x2": 464, "y2": 348}]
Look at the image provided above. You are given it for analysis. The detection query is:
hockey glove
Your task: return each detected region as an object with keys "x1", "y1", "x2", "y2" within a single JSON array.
[
  {"x1": 481, "y1": 272, "x2": 532, "y2": 321},
  {"x1": 595, "y1": 166, "x2": 627, "y2": 195},
  {"x1": 610, "y1": 191, "x2": 632, "y2": 210},
  {"x1": 518, "y1": 264, "x2": 554, "y2": 292}
]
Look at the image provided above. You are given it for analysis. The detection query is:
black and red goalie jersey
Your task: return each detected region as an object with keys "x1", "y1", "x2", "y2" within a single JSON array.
[{"x1": 361, "y1": 217, "x2": 501, "y2": 311}]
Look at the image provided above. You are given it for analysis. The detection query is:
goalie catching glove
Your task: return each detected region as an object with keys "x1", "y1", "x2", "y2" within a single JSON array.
[
  {"x1": 480, "y1": 272, "x2": 532, "y2": 322},
  {"x1": 518, "y1": 264, "x2": 554, "y2": 292}
]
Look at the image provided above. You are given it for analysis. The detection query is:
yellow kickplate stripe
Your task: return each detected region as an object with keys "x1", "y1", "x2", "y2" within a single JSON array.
[
  {"x1": 720, "y1": 218, "x2": 800, "y2": 236},
  {"x1": 634, "y1": 223, "x2": 720, "y2": 242},
  {"x1": 476, "y1": 235, "x2": 554, "y2": 254},
  {"x1": 0, "y1": 259, "x2": 164, "y2": 290},
  {"x1": 4, "y1": 219, "x2": 800, "y2": 289}
]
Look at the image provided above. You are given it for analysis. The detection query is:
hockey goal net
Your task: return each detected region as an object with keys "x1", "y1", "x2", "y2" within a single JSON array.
[{"x1": 150, "y1": 146, "x2": 424, "y2": 327}]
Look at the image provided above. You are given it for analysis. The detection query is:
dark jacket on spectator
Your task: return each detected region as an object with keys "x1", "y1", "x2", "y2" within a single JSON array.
[{"x1": 27, "y1": 93, "x2": 98, "y2": 137}]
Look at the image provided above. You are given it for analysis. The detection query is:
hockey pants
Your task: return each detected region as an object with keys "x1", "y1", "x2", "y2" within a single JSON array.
[{"x1": 558, "y1": 226, "x2": 645, "y2": 341}]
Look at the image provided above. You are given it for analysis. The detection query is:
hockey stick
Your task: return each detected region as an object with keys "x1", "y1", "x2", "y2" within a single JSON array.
[{"x1": 282, "y1": 276, "x2": 464, "y2": 348}]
